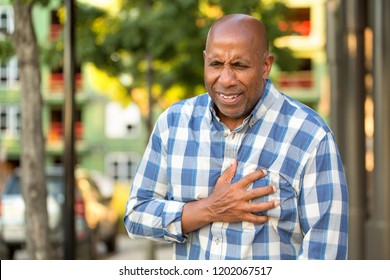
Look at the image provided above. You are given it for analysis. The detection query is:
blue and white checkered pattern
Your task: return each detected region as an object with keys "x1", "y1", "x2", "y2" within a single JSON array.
[{"x1": 124, "y1": 79, "x2": 348, "y2": 260}]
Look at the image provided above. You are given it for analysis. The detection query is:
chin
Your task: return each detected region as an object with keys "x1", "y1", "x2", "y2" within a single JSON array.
[{"x1": 219, "y1": 108, "x2": 247, "y2": 120}]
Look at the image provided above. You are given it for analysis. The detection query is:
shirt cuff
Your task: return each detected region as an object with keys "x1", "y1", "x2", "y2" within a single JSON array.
[{"x1": 162, "y1": 200, "x2": 187, "y2": 243}]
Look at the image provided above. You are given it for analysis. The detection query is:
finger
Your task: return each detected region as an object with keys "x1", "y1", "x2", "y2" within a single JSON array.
[
  {"x1": 219, "y1": 159, "x2": 238, "y2": 183},
  {"x1": 236, "y1": 169, "x2": 267, "y2": 189},
  {"x1": 243, "y1": 213, "x2": 269, "y2": 224},
  {"x1": 249, "y1": 199, "x2": 280, "y2": 213},
  {"x1": 246, "y1": 185, "x2": 276, "y2": 200}
]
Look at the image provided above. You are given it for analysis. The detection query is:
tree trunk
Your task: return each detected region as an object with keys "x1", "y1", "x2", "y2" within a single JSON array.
[{"x1": 11, "y1": 0, "x2": 49, "y2": 259}]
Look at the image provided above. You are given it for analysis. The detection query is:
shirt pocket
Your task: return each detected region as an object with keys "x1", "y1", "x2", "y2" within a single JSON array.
[{"x1": 248, "y1": 171, "x2": 298, "y2": 230}]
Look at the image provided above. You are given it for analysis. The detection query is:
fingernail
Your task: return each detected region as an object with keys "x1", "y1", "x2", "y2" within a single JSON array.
[
  {"x1": 272, "y1": 185, "x2": 277, "y2": 193},
  {"x1": 274, "y1": 198, "x2": 280, "y2": 207},
  {"x1": 261, "y1": 169, "x2": 267, "y2": 176}
]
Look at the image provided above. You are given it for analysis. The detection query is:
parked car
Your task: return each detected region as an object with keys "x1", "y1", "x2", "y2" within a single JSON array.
[{"x1": 0, "y1": 167, "x2": 118, "y2": 259}]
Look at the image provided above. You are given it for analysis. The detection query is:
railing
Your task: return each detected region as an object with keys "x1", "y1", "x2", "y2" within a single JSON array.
[
  {"x1": 277, "y1": 71, "x2": 313, "y2": 89},
  {"x1": 47, "y1": 121, "x2": 83, "y2": 143},
  {"x1": 48, "y1": 73, "x2": 83, "y2": 93}
]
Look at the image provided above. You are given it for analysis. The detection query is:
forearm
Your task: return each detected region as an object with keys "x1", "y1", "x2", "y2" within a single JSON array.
[{"x1": 182, "y1": 198, "x2": 214, "y2": 234}]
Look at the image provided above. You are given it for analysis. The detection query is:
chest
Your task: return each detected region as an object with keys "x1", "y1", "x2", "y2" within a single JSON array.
[{"x1": 165, "y1": 126, "x2": 304, "y2": 203}]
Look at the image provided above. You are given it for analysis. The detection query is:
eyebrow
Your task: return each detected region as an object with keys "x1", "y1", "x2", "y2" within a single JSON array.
[{"x1": 206, "y1": 57, "x2": 252, "y2": 66}]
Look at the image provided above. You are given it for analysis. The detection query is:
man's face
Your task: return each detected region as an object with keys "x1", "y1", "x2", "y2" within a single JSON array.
[{"x1": 204, "y1": 30, "x2": 273, "y2": 129}]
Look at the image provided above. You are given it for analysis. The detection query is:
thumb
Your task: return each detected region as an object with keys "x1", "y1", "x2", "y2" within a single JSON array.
[{"x1": 220, "y1": 159, "x2": 238, "y2": 183}]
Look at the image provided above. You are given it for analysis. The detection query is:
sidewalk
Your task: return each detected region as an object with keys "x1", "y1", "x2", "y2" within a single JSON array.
[
  {"x1": 105, "y1": 234, "x2": 173, "y2": 260},
  {"x1": 0, "y1": 234, "x2": 173, "y2": 260}
]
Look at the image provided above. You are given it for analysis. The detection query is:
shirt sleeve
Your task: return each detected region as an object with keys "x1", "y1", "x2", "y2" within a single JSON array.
[
  {"x1": 123, "y1": 114, "x2": 187, "y2": 243},
  {"x1": 297, "y1": 132, "x2": 349, "y2": 259}
]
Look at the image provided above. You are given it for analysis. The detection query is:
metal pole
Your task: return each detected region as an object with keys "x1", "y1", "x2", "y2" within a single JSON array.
[
  {"x1": 365, "y1": 0, "x2": 390, "y2": 259},
  {"x1": 325, "y1": 0, "x2": 343, "y2": 145},
  {"x1": 343, "y1": 0, "x2": 367, "y2": 260},
  {"x1": 326, "y1": 0, "x2": 367, "y2": 259},
  {"x1": 63, "y1": 0, "x2": 76, "y2": 259}
]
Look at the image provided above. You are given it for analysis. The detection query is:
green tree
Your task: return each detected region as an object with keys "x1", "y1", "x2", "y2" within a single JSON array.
[
  {"x1": 0, "y1": 0, "x2": 50, "y2": 259},
  {"x1": 53, "y1": 0, "x2": 294, "y2": 138}
]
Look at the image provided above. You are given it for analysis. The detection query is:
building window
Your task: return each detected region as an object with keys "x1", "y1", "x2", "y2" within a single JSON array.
[
  {"x1": 105, "y1": 102, "x2": 141, "y2": 139},
  {"x1": 46, "y1": 9, "x2": 82, "y2": 93},
  {"x1": 0, "y1": 58, "x2": 19, "y2": 87},
  {"x1": 0, "y1": 10, "x2": 7, "y2": 30},
  {"x1": 0, "y1": 6, "x2": 14, "y2": 33},
  {"x1": 0, "y1": 105, "x2": 20, "y2": 139},
  {"x1": 47, "y1": 107, "x2": 83, "y2": 142},
  {"x1": 0, "y1": 6, "x2": 18, "y2": 88},
  {"x1": 49, "y1": 10, "x2": 61, "y2": 41},
  {"x1": 105, "y1": 152, "x2": 140, "y2": 182},
  {"x1": 49, "y1": 66, "x2": 82, "y2": 93}
]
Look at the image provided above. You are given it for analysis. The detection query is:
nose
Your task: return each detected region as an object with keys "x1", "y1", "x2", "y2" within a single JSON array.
[{"x1": 218, "y1": 65, "x2": 237, "y2": 87}]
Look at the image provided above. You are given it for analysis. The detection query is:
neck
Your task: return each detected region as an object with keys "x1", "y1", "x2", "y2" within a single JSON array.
[{"x1": 216, "y1": 109, "x2": 247, "y2": 131}]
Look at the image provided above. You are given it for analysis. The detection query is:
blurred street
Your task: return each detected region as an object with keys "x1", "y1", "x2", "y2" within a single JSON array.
[
  {"x1": 104, "y1": 234, "x2": 173, "y2": 260},
  {"x1": 0, "y1": 233, "x2": 173, "y2": 260}
]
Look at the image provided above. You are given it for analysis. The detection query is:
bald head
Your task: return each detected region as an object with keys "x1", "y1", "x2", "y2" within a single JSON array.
[{"x1": 206, "y1": 14, "x2": 269, "y2": 56}]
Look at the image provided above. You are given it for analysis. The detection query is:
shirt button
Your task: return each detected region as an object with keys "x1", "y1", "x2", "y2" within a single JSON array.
[
  {"x1": 215, "y1": 238, "x2": 220, "y2": 245},
  {"x1": 224, "y1": 132, "x2": 229, "y2": 137}
]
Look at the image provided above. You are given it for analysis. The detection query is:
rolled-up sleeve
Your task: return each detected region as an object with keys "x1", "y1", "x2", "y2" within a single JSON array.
[{"x1": 123, "y1": 114, "x2": 187, "y2": 243}]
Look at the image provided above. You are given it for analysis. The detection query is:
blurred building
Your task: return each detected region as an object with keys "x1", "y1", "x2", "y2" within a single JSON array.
[
  {"x1": 0, "y1": 0, "x2": 146, "y2": 193},
  {"x1": 273, "y1": 0, "x2": 328, "y2": 117}
]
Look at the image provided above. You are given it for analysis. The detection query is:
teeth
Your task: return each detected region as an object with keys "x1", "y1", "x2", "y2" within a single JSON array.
[{"x1": 220, "y1": 94, "x2": 238, "y2": 99}]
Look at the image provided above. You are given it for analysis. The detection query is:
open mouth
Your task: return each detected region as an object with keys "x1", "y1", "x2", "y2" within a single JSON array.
[
  {"x1": 218, "y1": 92, "x2": 241, "y2": 103},
  {"x1": 220, "y1": 93, "x2": 239, "y2": 100}
]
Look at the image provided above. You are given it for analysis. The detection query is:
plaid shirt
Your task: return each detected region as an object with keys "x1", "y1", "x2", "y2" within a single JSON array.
[{"x1": 124, "y1": 79, "x2": 348, "y2": 260}]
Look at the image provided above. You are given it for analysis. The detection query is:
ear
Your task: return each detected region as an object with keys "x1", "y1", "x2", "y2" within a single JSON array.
[{"x1": 262, "y1": 54, "x2": 274, "y2": 79}]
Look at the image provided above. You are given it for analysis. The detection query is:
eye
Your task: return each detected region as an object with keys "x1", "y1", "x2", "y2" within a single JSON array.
[
  {"x1": 232, "y1": 62, "x2": 249, "y2": 69},
  {"x1": 209, "y1": 60, "x2": 223, "y2": 68}
]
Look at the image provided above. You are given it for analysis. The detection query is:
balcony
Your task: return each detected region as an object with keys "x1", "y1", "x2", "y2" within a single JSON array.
[
  {"x1": 48, "y1": 73, "x2": 83, "y2": 93},
  {"x1": 277, "y1": 71, "x2": 313, "y2": 89},
  {"x1": 47, "y1": 121, "x2": 84, "y2": 143}
]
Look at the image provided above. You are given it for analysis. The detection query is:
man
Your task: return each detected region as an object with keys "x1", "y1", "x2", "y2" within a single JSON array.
[{"x1": 124, "y1": 14, "x2": 348, "y2": 260}]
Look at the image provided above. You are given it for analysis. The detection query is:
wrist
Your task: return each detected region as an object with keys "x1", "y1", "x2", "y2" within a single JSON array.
[{"x1": 182, "y1": 197, "x2": 214, "y2": 233}]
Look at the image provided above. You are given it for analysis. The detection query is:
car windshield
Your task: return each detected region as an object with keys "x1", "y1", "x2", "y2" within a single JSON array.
[
  {"x1": 3, "y1": 173, "x2": 63, "y2": 196},
  {"x1": 46, "y1": 177, "x2": 63, "y2": 195},
  {"x1": 4, "y1": 175, "x2": 21, "y2": 195}
]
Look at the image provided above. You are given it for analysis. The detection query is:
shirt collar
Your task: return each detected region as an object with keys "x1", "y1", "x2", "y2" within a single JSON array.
[
  {"x1": 207, "y1": 79, "x2": 278, "y2": 129},
  {"x1": 248, "y1": 78, "x2": 279, "y2": 127}
]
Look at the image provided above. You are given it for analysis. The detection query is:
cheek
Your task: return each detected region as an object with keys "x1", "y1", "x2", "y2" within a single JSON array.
[
  {"x1": 242, "y1": 72, "x2": 263, "y2": 91},
  {"x1": 243, "y1": 77, "x2": 265, "y2": 104},
  {"x1": 204, "y1": 70, "x2": 219, "y2": 88},
  {"x1": 204, "y1": 77, "x2": 212, "y2": 92}
]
